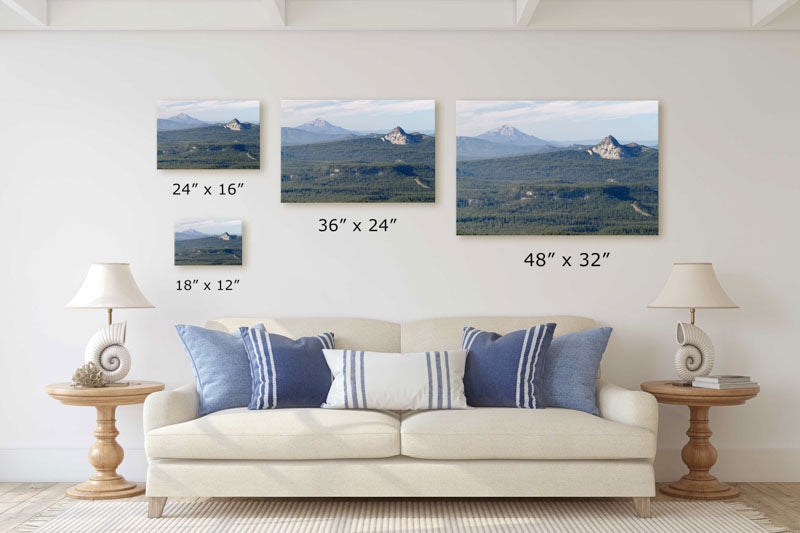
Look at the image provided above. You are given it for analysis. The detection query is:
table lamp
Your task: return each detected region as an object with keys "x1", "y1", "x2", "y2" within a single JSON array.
[
  {"x1": 648, "y1": 262, "x2": 738, "y2": 383},
  {"x1": 66, "y1": 263, "x2": 154, "y2": 384}
]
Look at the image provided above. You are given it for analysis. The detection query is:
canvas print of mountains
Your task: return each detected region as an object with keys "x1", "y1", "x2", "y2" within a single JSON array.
[
  {"x1": 157, "y1": 100, "x2": 260, "y2": 169},
  {"x1": 281, "y1": 100, "x2": 435, "y2": 203},
  {"x1": 175, "y1": 220, "x2": 243, "y2": 266},
  {"x1": 457, "y1": 100, "x2": 659, "y2": 235}
]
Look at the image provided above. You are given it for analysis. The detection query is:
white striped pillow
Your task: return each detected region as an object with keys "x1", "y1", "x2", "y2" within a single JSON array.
[{"x1": 321, "y1": 349, "x2": 469, "y2": 410}]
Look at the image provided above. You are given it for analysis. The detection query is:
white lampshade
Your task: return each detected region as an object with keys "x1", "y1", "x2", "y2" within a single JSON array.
[
  {"x1": 648, "y1": 262, "x2": 738, "y2": 309},
  {"x1": 66, "y1": 263, "x2": 154, "y2": 309}
]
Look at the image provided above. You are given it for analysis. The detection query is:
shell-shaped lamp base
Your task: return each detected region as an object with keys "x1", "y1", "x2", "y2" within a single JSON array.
[
  {"x1": 674, "y1": 322, "x2": 715, "y2": 382},
  {"x1": 84, "y1": 322, "x2": 131, "y2": 383}
]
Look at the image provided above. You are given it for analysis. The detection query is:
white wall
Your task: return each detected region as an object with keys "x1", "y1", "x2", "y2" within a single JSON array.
[{"x1": 0, "y1": 30, "x2": 798, "y2": 483}]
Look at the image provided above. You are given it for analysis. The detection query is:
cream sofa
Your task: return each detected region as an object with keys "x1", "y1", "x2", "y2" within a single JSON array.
[{"x1": 144, "y1": 316, "x2": 658, "y2": 518}]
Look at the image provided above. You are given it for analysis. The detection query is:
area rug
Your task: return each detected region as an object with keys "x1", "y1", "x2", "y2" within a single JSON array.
[{"x1": 16, "y1": 499, "x2": 788, "y2": 533}]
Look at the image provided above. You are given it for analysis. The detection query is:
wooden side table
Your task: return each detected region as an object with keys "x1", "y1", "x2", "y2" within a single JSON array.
[
  {"x1": 640, "y1": 380, "x2": 759, "y2": 500},
  {"x1": 45, "y1": 381, "x2": 165, "y2": 500}
]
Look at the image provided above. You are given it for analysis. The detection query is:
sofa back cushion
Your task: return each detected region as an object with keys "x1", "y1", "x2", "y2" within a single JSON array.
[
  {"x1": 208, "y1": 317, "x2": 401, "y2": 352},
  {"x1": 401, "y1": 316, "x2": 595, "y2": 353},
  {"x1": 209, "y1": 316, "x2": 595, "y2": 355}
]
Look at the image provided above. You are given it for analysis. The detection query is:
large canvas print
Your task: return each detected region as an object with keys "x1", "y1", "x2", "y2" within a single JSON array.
[
  {"x1": 456, "y1": 100, "x2": 659, "y2": 235},
  {"x1": 175, "y1": 220, "x2": 243, "y2": 266},
  {"x1": 281, "y1": 100, "x2": 435, "y2": 203},
  {"x1": 157, "y1": 100, "x2": 260, "y2": 169}
]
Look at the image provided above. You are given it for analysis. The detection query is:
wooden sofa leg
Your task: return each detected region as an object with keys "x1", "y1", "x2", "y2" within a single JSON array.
[
  {"x1": 632, "y1": 497, "x2": 652, "y2": 518},
  {"x1": 148, "y1": 497, "x2": 167, "y2": 518}
]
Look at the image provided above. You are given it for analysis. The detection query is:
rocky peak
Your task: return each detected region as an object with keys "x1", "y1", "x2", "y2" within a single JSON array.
[
  {"x1": 590, "y1": 135, "x2": 650, "y2": 159},
  {"x1": 381, "y1": 126, "x2": 423, "y2": 145},
  {"x1": 224, "y1": 119, "x2": 243, "y2": 131},
  {"x1": 218, "y1": 232, "x2": 233, "y2": 240}
]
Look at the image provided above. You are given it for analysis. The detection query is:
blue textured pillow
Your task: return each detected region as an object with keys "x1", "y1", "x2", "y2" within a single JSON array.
[
  {"x1": 175, "y1": 325, "x2": 252, "y2": 417},
  {"x1": 462, "y1": 324, "x2": 556, "y2": 408},
  {"x1": 542, "y1": 327, "x2": 612, "y2": 415},
  {"x1": 240, "y1": 325, "x2": 334, "y2": 409}
]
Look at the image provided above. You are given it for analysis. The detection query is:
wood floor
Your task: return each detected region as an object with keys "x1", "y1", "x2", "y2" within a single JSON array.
[{"x1": 0, "y1": 482, "x2": 798, "y2": 532}]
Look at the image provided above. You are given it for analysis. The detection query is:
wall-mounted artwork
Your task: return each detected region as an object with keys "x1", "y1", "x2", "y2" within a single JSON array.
[
  {"x1": 175, "y1": 220, "x2": 243, "y2": 266},
  {"x1": 157, "y1": 100, "x2": 260, "y2": 169},
  {"x1": 281, "y1": 100, "x2": 435, "y2": 203},
  {"x1": 456, "y1": 100, "x2": 659, "y2": 235}
]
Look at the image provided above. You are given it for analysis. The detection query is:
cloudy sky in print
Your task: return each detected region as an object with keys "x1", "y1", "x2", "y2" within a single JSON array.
[
  {"x1": 158, "y1": 100, "x2": 260, "y2": 124},
  {"x1": 456, "y1": 100, "x2": 659, "y2": 143},
  {"x1": 282, "y1": 100, "x2": 435, "y2": 132},
  {"x1": 176, "y1": 219, "x2": 242, "y2": 236}
]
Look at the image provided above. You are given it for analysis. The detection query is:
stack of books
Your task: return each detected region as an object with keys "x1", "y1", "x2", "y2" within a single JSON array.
[{"x1": 692, "y1": 375, "x2": 758, "y2": 389}]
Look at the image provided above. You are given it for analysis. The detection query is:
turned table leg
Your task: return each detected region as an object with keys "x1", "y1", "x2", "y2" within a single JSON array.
[
  {"x1": 660, "y1": 405, "x2": 739, "y2": 500},
  {"x1": 66, "y1": 405, "x2": 145, "y2": 500}
]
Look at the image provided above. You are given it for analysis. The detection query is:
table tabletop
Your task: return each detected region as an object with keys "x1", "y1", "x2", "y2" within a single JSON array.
[
  {"x1": 640, "y1": 380, "x2": 759, "y2": 407},
  {"x1": 45, "y1": 381, "x2": 165, "y2": 406}
]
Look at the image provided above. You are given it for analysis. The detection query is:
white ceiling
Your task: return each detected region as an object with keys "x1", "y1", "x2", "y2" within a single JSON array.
[{"x1": 1, "y1": 0, "x2": 799, "y2": 30}]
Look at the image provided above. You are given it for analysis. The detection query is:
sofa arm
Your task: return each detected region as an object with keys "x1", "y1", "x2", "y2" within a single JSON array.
[
  {"x1": 596, "y1": 379, "x2": 658, "y2": 435},
  {"x1": 143, "y1": 384, "x2": 199, "y2": 433}
]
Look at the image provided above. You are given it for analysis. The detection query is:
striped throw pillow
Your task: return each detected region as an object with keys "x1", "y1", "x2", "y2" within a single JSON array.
[
  {"x1": 321, "y1": 349, "x2": 468, "y2": 410},
  {"x1": 240, "y1": 324, "x2": 334, "y2": 409},
  {"x1": 462, "y1": 323, "x2": 556, "y2": 408}
]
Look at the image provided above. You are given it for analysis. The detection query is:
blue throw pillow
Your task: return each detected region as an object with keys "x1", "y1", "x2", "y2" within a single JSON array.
[
  {"x1": 175, "y1": 325, "x2": 252, "y2": 417},
  {"x1": 542, "y1": 327, "x2": 613, "y2": 415},
  {"x1": 240, "y1": 325, "x2": 334, "y2": 409},
  {"x1": 462, "y1": 324, "x2": 556, "y2": 408}
]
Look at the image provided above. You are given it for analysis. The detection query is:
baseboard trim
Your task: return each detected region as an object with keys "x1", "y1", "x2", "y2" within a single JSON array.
[{"x1": 2, "y1": 448, "x2": 798, "y2": 483}]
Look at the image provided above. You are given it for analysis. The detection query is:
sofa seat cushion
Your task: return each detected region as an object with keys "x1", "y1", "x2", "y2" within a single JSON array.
[
  {"x1": 147, "y1": 408, "x2": 400, "y2": 460},
  {"x1": 400, "y1": 408, "x2": 655, "y2": 460}
]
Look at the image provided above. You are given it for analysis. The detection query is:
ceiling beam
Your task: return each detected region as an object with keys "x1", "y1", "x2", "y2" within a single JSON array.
[
  {"x1": 264, "y1": 0, "x2": 286, "y2": 26},
  {"x1": 752, "y1": 0, "x2": 799, "y2": 26},
  {"x1": 515, "y1": 0, "x2": 541, "y2": 27},
  {"x1": 1, "y1": 0, "x2": 47, "y2": 26}
]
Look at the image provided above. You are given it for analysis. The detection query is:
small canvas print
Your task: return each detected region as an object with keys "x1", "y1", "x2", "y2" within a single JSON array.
[
  {"x1": 157, "y1": 100, "x2": 260, "y2": 169},
  {"x1": 281, "y1": 100, "x2": 435, "y2": 203},
  {"x1": 175, "y1": 220, "x2": 243, "y2": 266},
  {"x1": 456, "y1": 100, "x2": 659, "y2": 235}
]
